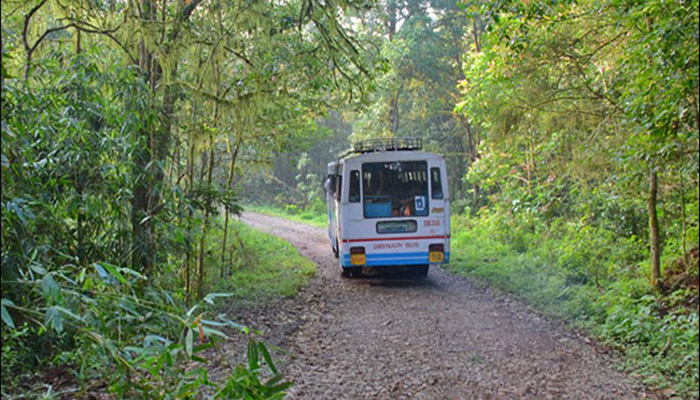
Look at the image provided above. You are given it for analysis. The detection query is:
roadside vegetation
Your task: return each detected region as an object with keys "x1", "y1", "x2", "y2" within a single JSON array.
[
  {"x1": 208, "y1": 220, "x2": 316, "y2": 306},
  {"x1": 0, "y1": 212, "x2": 310, "y2": 399}
]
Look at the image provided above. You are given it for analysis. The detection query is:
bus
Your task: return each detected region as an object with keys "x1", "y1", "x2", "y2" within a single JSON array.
[{"x1": 324, "y1": 138, "x2": 450, "y2": 278}]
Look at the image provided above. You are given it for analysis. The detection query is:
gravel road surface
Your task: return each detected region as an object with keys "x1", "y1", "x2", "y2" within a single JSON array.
[{"x1": 236, "y1": 211, "x2": 650, "y2": 399}]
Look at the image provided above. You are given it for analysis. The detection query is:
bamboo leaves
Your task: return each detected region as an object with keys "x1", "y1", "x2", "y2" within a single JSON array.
[{"x1": 1, "y1": 299, "x2": 16, "y2": 329}]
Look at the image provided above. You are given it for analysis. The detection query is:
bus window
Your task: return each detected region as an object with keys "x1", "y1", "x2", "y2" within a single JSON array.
[
  {"x1": 324, "y1": 175, "x2": 336, "y2": 194},
  {"x1": 349, "y1": 170, "x2": 360, "y2": 202},
  {"x1": 362, "y1": 161, "x2": 428, "y2": 218},
  {"x1": 430, "y1": 167, "x2": 443, "y2": 199},
  {"x1": 335, "y1": 175, "x2": 342, "y2": 200}
]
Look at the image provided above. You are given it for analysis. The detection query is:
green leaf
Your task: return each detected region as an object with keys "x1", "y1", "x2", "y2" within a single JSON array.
[
  {"x1": 152, "y1": 352, "x2": 167, "y2": 376},
  {"x1": 42, "y1": 275, "x2": 60, "y2": 302},
  {"x1": 203, "y1": 292, "x2": 233, "y2": 305},
  {"x1": 1, "y1": 299, "x2": 15, "y2": 329},
  {"x1": 30, "y1": 263, "x2": 47, "y2": 276},
  {"x1": 215, "y1": 315, "x2": 250, "y2": 334},
  {"x1": 45, "y1": 306, "x2": 63, "y2": 333},
  {"x1": 201, "y1": 326, "x2": 228, "y2": 340},
  {"x1": 258, "y1": 342, "x2": 278, "y2": 374},
  {"x1": 94, "y1": 262, "x2": 127, "y2": 285},
  {"x1": 185, "y1": 328, "x2": 193, "y2": 358},
  {"x1": 121, "y1": 268, "x2": 146, "y2": 281},
  {"x1": 186, "y1": 305, "x2": 199, "y2": 318},
  {"x1": 191, "y1": 355, "x2": 208, "y2": 363},
  {"x1": 54, "y1": 305, "x2": 84, "y2": 322},
  {"x1": 247, "y1": 340, "x2": 259, "y2": 371}
]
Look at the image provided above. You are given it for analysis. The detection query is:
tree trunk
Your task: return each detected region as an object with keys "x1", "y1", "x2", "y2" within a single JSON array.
[
  {"x1": 648, "y1": 169, "x2": 661, "y2": 289},
  {"x1": 131, "y1": 0, "x2": 156, "y2": 272},
  {"x1": 221, "y1": 136, "x2": 242, "y2": 276},
  {"x1": 680, "y1": 168, "x2": 687, "y2": 261},
  {"x1": 196, "y1": 134, "x2": 215, "y2": 299},
  {"x1": 389, "y1": 82, "x2": 403, "y2": 136},
  {"x1": 472, "y1": 19, "x2": 482, "y2": 53},
  {"x1": 184, "y1": 94, "x2": 197, "y2": 304},
  {"x1": 131, "y1": 148, "x2": 152, "y2": 271}
]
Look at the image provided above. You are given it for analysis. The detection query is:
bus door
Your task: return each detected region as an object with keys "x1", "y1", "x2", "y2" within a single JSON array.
[{"x1": 427, "y1": 162, "x2": 449, "y2": 262}]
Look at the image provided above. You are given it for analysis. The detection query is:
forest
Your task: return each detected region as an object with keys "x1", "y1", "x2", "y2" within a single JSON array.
[{"x1": 1, "y1": 0, "x2": 698, "y2": 398}]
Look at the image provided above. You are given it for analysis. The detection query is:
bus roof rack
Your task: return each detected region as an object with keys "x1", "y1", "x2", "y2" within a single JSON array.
[{"x1": 352, "y1": 138, "x2": 422, "y2": 153}]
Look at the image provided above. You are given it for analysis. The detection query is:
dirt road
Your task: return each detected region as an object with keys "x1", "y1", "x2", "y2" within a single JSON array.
[{"x1": 238, "y1": 211, "x2": 647, "y2": 399}]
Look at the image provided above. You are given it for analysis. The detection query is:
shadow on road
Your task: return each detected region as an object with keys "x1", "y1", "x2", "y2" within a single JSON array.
[
  {"x1": 346, "y1": 268, "x2": 442, "y2": 289},
  {"x1": 363, "y1": 278, "x2": 439, "y2": 289}
]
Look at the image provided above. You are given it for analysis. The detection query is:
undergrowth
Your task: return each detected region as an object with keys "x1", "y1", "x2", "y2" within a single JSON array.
[
  {"x1": 206, "y1": 219, "x2": 316, "y2": 306},
  {"x1": 0, "y1": 217, "x2": 307, "y2": 399}
]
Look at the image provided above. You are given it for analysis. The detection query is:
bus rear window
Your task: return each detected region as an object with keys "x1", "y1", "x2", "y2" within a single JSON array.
[
  {"x1": 430, "y1": 167, "x2": 443, "y2": 199},
  {"x1": 362, "y1": 161, "x2": 428, "y2": 218}
]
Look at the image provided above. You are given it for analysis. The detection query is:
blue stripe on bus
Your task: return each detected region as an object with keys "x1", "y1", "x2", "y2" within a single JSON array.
[
  {"x1": 340, "y1": 252, "x2": 450, "y2": 267},
  {"x1": 341, "y1": 252, "x2": 452, "y2": 259},
  {"x1": 342, "y1": 251, "x2": 429, "y2": 259},
  {"x1": 342, "y1": 255, "x2": 427, "y2": 262},
  {"x1": 366, "y1": 252, "x2": 428, "y2": 259}
]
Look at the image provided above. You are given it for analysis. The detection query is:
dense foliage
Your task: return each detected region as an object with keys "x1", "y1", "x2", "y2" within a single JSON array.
[
  {"x1": 2, "y1": 0, "x2": 374, "y2": 397},
  {"x1": 451, "y1": 0, "x2": 699, "y2": 394}
]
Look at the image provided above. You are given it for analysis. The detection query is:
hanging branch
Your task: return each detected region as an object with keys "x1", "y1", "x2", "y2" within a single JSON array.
[
  {"x1": 23, "y1": 2, "x2": 139, "y2": 83},
  {"x1": 70, "y1": 20, "x2": 138, "y2": 64},
  {"x1": 23, "y1": 0, "x2": 71, "y2": 83}
]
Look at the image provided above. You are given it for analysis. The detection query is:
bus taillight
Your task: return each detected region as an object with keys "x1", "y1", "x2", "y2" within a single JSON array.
[
  {"x1": 428, "y1": 244, "x2": 444, "y2": 263},
  {"x1": 350, "y1": 247, "x2": 366, "y2": 265}
]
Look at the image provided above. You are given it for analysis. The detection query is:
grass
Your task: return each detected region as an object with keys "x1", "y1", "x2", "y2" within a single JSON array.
[
  {"x1": 244, "y1": 203, "x2": 327, "y2": 228},
  {"x1": 206, "y1": 219, "x2": 316, "y2": 307}
]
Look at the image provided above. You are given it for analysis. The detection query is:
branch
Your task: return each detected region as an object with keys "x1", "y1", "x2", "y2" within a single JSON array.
[
  {"x1": 59, "y1": 18, "x2": 138, "y2": 66},
  {"x1": 23, "y1": 0, "x2": 49, "y2": 55},
  {"x1": 29, "y1": 24, "x2": 76, "y2": 55},
  {"x1": 72, "y1": 24, "x2": 138, "y2": 65},
  {"x1": 174, "y1": 79, "x2": 277, "y2": 106},
  {"x1": 223, "y1": 46, "x2": 254, "y2": 68},
  {"x1": 23, "y1": 0, "x2": 49, "y2": 83},
  {"x1": 512, "y1": 175, "x2": 531, "y2": 185},
  {"x1": 23, "y1": 20, "x2": 74, "y2": 82}
]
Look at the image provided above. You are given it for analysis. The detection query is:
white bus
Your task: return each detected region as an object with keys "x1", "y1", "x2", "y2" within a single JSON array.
[{"x1": 325, "y1": 138, "x2": 450, "y2": 277}]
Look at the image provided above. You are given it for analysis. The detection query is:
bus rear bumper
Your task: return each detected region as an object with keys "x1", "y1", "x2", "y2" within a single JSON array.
[{"x1": 340, "y1": 252, "x2": 450, "y2": 268}]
